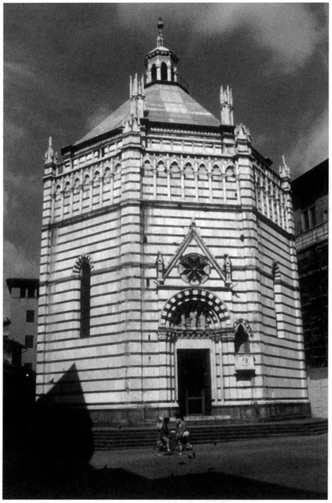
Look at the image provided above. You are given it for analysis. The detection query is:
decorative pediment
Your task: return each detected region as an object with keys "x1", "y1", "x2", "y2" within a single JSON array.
[{"x1": 163, "y1": 220, "x2": 227, "y2": 284}]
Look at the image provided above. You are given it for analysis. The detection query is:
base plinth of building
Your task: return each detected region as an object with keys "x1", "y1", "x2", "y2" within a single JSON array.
[{"x1": 86, "y1": 401, "x2": 311, "y2": 426}]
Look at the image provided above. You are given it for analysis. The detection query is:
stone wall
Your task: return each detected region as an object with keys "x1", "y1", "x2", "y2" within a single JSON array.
[{"x1": 307, "y1": 367, "x2": 328, "y2": 418}]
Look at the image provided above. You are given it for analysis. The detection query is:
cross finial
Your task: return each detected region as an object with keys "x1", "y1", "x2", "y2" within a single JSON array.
[{"x1": 157, "y1": 17, "x2": 164, "y2": 46}]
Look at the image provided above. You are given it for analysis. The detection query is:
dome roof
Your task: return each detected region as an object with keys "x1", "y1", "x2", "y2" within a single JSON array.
[{"x1": 74, "y1": 84, "x2": 220, "y2": 146}]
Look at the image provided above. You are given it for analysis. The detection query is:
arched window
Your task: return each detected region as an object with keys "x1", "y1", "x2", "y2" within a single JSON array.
[
  {"x1": 63, "y1": 182, "x2": 71, "y2": 217},
  {"x1": 161, "y1": 62, "x2": 167, "y2": 81},
  {"x1": 225, "y1": 164, "x2": 237, "y2": 203},
  {"x1": 143, "y1": 161, "x2": 154, "y2": 198},
  {"x1": 198, "y1": 165, "x2": 209, "y2": 201},
  {"x1": 156, "y1": 162, "x2": 167, "y2": 198},
  {"x1": 211, "y1": 166, "x2": 223, "y2": 202},
  {"x1": 184, "y1": 163, "x2": 195, "y2": 200},
  {"x1": 170, "y1": 162, "x2": 181, "y2": 198},
  {"x1": 234, "y1": 324, "x2": 250, "y2": 354},
  {"x1": 53, "y1": 184, "x2": 62, "y2": 220},
  {"x1": 72, "y1": 178, "x2": 81, "y2": 215},
  {"x1": 151, "y1": 64, "x2": 157, "y2": 81},
  {"x1": 92, "y1": 171, "x2": 100, "y2": 208},
  {"x1": 80, "y1": 261, "x2": 91, "y2": 338},
  {"x1": 113, "y1": 163, "x2": 121, "y2": 202}
]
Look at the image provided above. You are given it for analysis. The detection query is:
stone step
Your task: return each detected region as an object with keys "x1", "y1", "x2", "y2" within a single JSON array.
[{"x1": 91, "y1": 418, "x2": 327, "y2": 450}]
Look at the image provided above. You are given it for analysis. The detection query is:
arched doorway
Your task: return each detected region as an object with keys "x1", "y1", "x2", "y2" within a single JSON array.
[{"x1": 159, "y1": 289, "x2": 231, "y2": 416}]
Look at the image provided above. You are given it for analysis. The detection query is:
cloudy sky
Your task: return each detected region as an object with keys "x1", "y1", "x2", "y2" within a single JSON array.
[{"x1": 3, "y1": 3, "x2": 328, "y2": 317}]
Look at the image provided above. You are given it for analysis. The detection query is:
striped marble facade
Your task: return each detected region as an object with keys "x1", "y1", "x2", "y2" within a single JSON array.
[
  {"x1": 36, "y1": 118, "x2": 309, "y2": 424},
  {"x1": 36, "y1": 39, "x2": 309, "y2": 423}
]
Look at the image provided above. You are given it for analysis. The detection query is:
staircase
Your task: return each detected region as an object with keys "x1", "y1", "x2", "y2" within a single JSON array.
[{"x1": 92, "y1": 418, "x2": 327, "y2": 451}]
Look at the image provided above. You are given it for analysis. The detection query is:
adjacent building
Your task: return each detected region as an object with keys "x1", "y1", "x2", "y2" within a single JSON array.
[
  {"x1": 6, "y1": 278, "x2": 39, "y2": 372},
  {"x1": 292, "y1": 159, "x2": 328, "y2": 417},
  {"x1": 36, "y1": 21, "x2": 309, "y2": 425}
]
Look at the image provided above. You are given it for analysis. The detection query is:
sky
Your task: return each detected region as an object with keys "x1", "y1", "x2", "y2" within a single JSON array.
[{"x1": 3, "y1": 3, "x2": 329, "y2": 318}]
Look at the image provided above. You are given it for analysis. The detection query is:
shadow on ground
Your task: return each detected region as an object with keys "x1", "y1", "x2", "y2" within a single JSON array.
[
  {"x1": 4, "y1": 463, "x2": 326, "y2": 500},
  {"x1": 3, "y1": 364, "x2": 326, "y2": 500}
]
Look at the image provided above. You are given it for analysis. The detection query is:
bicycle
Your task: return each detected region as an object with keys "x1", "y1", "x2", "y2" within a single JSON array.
[{"x1": 153, "y1": 430, "x2": 193, "y2": 456}]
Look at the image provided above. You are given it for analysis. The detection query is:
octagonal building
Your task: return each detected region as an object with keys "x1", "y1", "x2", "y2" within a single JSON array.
[{"x1": 36, "y1": 22, "x2": 309, "y2": 425}]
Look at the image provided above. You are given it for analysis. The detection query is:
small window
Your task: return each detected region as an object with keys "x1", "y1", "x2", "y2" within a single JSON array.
[
  {"x1": 25, "y1": 335, "x2": 34, "y2": 348},
  {"x1": 28, "y1": 287, "x2": 35, "y2": 298},
  {"x1": 303, "y1": 209, "x2": 309, "y2": 231},
  {"x1": 20, "y1": 287, "x2": 26, "y2": 298},
  {"x1": 26, "y1": 310, "x2": 35, "y2": 323},
  {"x1": 310, "y1": 206, "x2": 317, "y2": 227}
]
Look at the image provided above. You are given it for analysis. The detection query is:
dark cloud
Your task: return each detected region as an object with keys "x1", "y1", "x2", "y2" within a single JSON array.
[{"x1": 3, "y1": 3, "x2": 328, "y2": 316}]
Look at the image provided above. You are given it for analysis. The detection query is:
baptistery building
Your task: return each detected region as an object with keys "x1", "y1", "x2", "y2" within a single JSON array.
[{"x1": 36, "y1": 21, "x2": 309, "y2": 424}]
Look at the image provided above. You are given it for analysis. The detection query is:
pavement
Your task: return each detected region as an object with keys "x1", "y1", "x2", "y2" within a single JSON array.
[
  {"x1": 4, "y1": 433, "x2": 327, "y2": 499},
  {"x1": 89, "y1": 434, "x2": 327, "y2": 499}
]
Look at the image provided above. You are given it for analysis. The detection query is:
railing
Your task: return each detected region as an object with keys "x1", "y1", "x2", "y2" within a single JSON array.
[{"x1": 185, "y1": 390, "x2": 205, "y2": 415}]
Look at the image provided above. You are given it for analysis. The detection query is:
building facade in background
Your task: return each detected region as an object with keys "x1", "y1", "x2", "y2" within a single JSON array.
[
  {"x1": 292, "y1": 159, "x2": 328, "y2": 418},
  {"x1": 36, "y1": 22, "x2": 309, "y2": 425},
  {"x1": 6, "y1": 278, "x2": 39, "y2": 372}
]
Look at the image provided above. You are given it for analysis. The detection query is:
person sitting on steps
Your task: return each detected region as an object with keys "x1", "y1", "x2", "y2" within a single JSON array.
[
  {"x1": 175, "y1": 413, "x2": 192, "y2": 452},
  {"x1": 159, "y1": 417, "x2": 171, "y2": 452}
]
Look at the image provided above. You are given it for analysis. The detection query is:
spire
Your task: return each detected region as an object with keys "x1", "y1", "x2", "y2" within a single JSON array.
[
  {"x1": 157, "y1": 17, "x2": 164, "y2": 46},
  {"x1": 44, "y1": 136, "x2": 57, "y2": 165},
  {"x1": 126, "y1": 73, "x2": 145, "y2": 131},
  {"x1": 279, "y1": 155, "x2": 291, "y2": 180},
  {"x1": 220, "y1": 85, "x2": 234, "y2": 125}
]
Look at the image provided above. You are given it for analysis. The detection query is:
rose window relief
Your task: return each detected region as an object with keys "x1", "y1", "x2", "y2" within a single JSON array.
[{"x1": 178, "y1": 254, "x2": 211, "y2": 285}]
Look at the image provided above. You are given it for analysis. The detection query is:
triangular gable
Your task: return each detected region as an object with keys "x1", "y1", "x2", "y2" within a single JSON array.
[{"x1": 164, "y1": 220, "x2": 226, "y2": 283}]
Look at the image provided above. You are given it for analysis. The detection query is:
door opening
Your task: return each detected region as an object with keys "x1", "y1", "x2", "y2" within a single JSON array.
[{"x1": 177, "y1": 349, "x2": 212, "y2": 416}]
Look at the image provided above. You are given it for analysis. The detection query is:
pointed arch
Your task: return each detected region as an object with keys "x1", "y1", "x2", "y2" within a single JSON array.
[
  {"x1": 184, "y1": 162, "x2": 195, "y2": 200},
  {"x1": 53, "y1": 183, "x2": 63, "y2": 221},
  {"x1": 225, "y1": 163, "x2": 237, "y2": 204},
  {"x1": 197, "y1": 165, "x2": 209, "y2": 201},
  {"x1": 225, "y1": 164, "x2": 236, "y2": 179},
  {"x1": 102, "y1": 166, "x2": 111, "y2": 205},
  {"x1": 233, "y1": 319, "x2": 252, "y2": 354},
  {"x1": 143, "y1": 159, "x2": 154, "y2": 198},
  {"x1": 103, "y1": 166, "x2": 111, "y2": 182},
  {"x1": 72, "y1": 177, "x2": 81, "y2": 215},
  {"x1": 92, "y1": 170, "x2": 100, "y2": 208},
  {"x1": 82, "y1": 174, "x2": 90, "y2": 210},
  {"x1": 151, "y1": 64, "x2": 157, "y2": 81},
  {"x1": 170, "y1": 161, "x2": 181, "y2": 198},
  {"x1": 113, "y1": 162, "x2": 121, "y2": 202},
  {"x1": 73, "y1": 177, "x2": 81, "y2": 193},
  {"x1": 211, "y1": 165, "x2": 223, "y2": 202},
  {"x1": 156, "y1": 160, "x2": 167, "y2": 198},
  {"x1": 63, "y1": 180, "x2": 71, "y2": 217},
  {"x1": 161, "y1": 61, "x2": 167, "y2": 81},
  {"x1": 198, "y1": 161, "x2": 208, "y2": 171}
]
